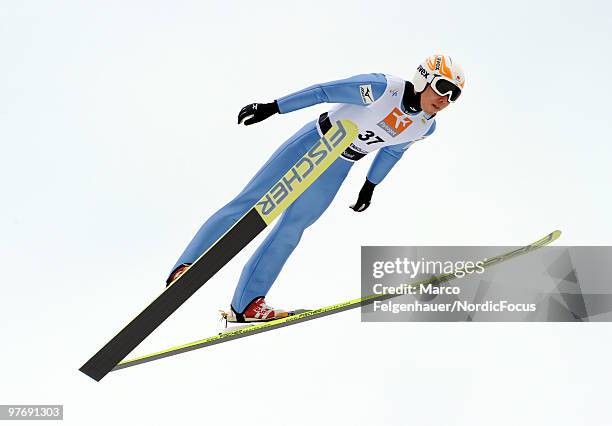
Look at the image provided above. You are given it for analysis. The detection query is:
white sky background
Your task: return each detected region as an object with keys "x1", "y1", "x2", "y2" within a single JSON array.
[{"x1": 1, "y1": 0, "x2": 611, "y2": 424}]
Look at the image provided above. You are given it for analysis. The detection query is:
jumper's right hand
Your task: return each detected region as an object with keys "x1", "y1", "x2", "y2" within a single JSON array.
[{"x1": 238, "y1": 101, "x2": 280, "y2": 126}]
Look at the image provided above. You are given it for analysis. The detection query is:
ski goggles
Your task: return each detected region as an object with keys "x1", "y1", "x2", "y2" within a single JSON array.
[{"x1": 431, "y1": 76, "x2": 462, "y2": 102}]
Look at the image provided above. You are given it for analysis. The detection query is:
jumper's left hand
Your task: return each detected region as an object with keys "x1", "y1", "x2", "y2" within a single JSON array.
[{"x1": 350, "y1": 179, "x2": 376, "y2": 213}]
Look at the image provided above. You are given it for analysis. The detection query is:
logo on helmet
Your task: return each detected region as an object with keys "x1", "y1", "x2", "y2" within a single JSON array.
[
  {"x1": 416, "y1": 65, "x2": 429, "y2": 79},
  {"x1": 455, "y1": 73, "x2": 464, "y2": 88},
  {"x1": 434, "y1": 56, "x2": 443, "y2": 71}
]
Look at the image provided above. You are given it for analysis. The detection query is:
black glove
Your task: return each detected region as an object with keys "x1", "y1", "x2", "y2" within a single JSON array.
[
  {"x1": 237, "y1": 101, "x2": 280, "y2": 126},
  {"x1": 350, "y1": 179, "x2": 376, "y2": 212}
]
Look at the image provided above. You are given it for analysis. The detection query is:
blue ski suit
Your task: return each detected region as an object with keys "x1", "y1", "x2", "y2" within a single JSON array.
[{"x1": 169, "y1": 73, "x2": 436, "y2": 312}]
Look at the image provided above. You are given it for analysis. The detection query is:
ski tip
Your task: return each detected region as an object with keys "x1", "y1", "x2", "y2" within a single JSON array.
[{"x1": 550, "y1": 230, "x2": 562, "y2": 241}]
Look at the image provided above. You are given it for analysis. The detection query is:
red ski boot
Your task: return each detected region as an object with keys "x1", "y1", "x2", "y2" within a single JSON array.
[{"x1": 222, "y1": 297, "x2": 289, "y2": 323}]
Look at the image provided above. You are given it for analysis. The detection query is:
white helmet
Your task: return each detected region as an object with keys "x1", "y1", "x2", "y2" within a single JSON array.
[{"x1": 413, "y1": 54, "x2": 465, "y2": 102}]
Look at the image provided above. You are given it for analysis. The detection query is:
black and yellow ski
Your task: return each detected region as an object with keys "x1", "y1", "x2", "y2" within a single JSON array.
[
  {"x1": 79, "y1": 119, "x2": 359, "y2": 381},
  {"x1": 111, "y1": 230, "x2": 562, "y2": 374}
]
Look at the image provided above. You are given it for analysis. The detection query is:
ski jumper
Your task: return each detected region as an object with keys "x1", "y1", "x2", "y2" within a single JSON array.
[{"x1": 169, "y1": 74, "x2": 437, "y2": 312}]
